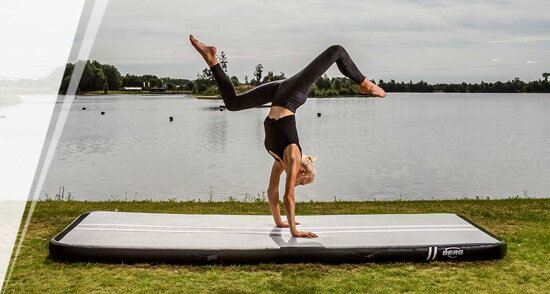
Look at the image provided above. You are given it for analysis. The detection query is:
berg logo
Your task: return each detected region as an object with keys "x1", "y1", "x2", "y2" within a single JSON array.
[{"x1": 442, "y1": 247, "x2": 464, "y2": 258}]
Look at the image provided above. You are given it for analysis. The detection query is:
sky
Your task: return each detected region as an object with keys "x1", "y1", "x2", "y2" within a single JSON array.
[
  {"x1": 0, "y1": 1, "x2": 84, "y2": 80},
  {"x1": 81, "y1": 0, "x2": 550, "y2": 83}
]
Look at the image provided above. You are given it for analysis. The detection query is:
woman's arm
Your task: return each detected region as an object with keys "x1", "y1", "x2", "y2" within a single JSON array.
[
  {"x1": 267, "y1": 160, "x2": 285, "y2": 226},
  {"x1": 283, "y1": 145, "x2": 318, "y2": 238}
]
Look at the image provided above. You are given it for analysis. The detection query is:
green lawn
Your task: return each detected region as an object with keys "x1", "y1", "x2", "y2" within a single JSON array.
[{"x1": 4, "y1": 198, "x2": 549, "y2": 293}]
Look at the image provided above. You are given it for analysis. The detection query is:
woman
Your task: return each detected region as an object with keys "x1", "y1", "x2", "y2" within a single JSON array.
[{"x1": 190, "y1": 35, "x2": 386, "y2": 238}]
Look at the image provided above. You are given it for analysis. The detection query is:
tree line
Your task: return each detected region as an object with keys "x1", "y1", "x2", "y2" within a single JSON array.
[
  {"x1": 376, "y1": 77, "x2": 550, "y2": 94},
  {"x1": 58, "y1": 60, "x2": 194, "y2": 94},
  {"x1": 58, "y1": 58, "x2": 550, "y2": 95}
]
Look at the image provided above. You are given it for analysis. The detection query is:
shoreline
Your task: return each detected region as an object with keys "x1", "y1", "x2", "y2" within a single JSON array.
[
  {"x1": 33, "y1": 196, "x2": 546, "y2": 203},
  {"x1": 74, "y1": 91, "x2": 550, "y2": 98}
]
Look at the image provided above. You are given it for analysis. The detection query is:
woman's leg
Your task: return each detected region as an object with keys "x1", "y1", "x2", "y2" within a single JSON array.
[
  {"x1": 210, "y1": 63, "x2": 278, "y2": 111},
  {"x1": 292, "y1": 45, "x2": 365, "y2": 86},
  {"x1": 191, "y1": 35, "x2": 278, "y2": 111},
  {"x1": 283, "y1": 45, "x2": 385, "y2": 97}
]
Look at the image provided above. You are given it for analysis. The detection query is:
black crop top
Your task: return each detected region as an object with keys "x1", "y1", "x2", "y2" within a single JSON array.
[{"x1": 263, "y1": 115, "x2": 302, "y2": 162}]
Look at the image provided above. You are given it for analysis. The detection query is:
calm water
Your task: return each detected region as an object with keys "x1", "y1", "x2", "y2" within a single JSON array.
[{"x1": 41, "y1": 93, "x2": 550, "y2": 201}]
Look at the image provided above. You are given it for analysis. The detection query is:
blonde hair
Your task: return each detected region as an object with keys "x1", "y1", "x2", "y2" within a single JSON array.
[{"x1": 301, "y1": 155, "x2": 317, "y2": 185}]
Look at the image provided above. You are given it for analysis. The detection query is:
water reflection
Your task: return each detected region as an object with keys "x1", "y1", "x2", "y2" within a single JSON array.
[{"x1": 205, "y1": 114, "x2": 227, "y2": 153}]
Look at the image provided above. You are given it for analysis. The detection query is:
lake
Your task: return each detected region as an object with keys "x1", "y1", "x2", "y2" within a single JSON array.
[{"x1": 41, "y1": 93, "x2": 550, "y2": 201}]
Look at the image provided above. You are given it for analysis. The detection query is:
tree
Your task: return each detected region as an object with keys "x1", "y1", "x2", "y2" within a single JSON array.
[
  {"x1": 262, "y1": 71, "x2": 274, "y2": 84},
  {"x1": 101, "y1": 64, "x2": 122, "y2": 91},
  {"x1": 58, "y1": 63, "x2": 75, "y2": 94},
  {"x1": 230, "y1": 76, "x2": 239, "y2": 86},
  {"x1": 192, "y1": 83, "x2": 200, "y2": 93},
  {"x1": 192, "y1": 69, "x2": 215, "y2": 94},
  {"x1": 197, "y1": 68, "x2": 214, "y2": 83},
  {"x1": 122, "y1": 74, "x2": 139, "y2": 87},
  {"x1": 315, "y1": 74, "x2": 331, "y2": 90},
  {"x1": 79, "y1": 60, "x2": 106, "y2": 91},
  {"x1": 253, "y1": 64, "x2": 263, "y2": 85},
  {"x1": 220, "y1": 51, "x2": 228, "y2": 72},
  {"x1": 192, "y1": 81, "x2": 208, "y2": 93},
  {"x1": 332, "y1": 78, "x2": 343, "y2": 91},
  {"x1": 261, "y1": 71, "x2": 286, "y2": 83},
  {"x1": 543, "y1": 72, "x2": 550, "y2": 82},
  {"x1": 273, "y1": 72, "x2": 285, "y2": 81}
]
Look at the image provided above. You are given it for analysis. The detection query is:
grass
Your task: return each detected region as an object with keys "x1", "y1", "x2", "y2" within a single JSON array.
[{"x1": 4, "y1": 198, "x2": 549, "y2": 293}]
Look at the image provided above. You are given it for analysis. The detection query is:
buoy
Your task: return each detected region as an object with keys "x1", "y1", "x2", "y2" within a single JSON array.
[
  {"x1": 169, "y1": 116, "x2": 174, "y2": 122},
  {"x1": 82, "y1": 107, "x2": 86, "y2": 110},
  {"x1": 317, "y1": 112, "x2": 321, "y2": 117},
  {"x1": 101, "y1": 111, "x2": 105, "y2": 115}
]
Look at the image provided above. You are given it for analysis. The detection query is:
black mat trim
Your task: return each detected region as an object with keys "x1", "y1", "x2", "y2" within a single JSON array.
[
  {"x1": 456, "y1": 214, "x2": 504, "y2": 241},
  {"x1": 52, "y1": 212, "x2": 90, "y2": 241}
]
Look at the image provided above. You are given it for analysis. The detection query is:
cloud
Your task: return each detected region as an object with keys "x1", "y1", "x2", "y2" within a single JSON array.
[
  {"x1": 82, "y1": 0, "x2": 550, "y2": 83},
  {"x1": 485, "y1": 35, "x2": 550, "y2": 44}
]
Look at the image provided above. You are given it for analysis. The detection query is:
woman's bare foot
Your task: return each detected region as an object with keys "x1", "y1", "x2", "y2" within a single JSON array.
[
  {"x1": 189, "y1": 35, "x2": 219, "y2": 67},
  {"x1": 358, "y1": 78, "x2": 387, "y2": 98}
]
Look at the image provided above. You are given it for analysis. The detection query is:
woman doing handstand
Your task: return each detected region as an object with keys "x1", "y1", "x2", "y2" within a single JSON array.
[{"x1": 190, "y1": 35, "x2": 386, "y2": 238}]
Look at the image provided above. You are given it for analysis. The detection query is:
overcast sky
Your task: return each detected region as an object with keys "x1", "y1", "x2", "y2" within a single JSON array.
[{"x1": 84, "y1": 0, "x2": 550, "y2": 83}]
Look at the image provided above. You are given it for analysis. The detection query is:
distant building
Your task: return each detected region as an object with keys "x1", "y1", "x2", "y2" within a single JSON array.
[{"x1": 123, "y1": 87, "x2": 142, "y2": 91}]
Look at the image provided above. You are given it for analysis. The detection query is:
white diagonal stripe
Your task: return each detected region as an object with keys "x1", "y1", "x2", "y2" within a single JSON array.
[
  {"x1": 73, "y1": 227, "x2": 478, "y2": 235},
  {"x1": 80, "y1": 223, "x2": 472, "y2": 230}
]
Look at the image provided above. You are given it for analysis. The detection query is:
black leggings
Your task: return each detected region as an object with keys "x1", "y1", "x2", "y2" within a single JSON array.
[{"x1": 210, "y1": 44, "x2": 366, "y2": 113}]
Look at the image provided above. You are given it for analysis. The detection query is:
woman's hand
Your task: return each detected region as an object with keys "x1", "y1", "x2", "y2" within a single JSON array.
[
  {"x1": 291, "y1": 231, "x2": 318, "y2": 238},
  {"x1": 276, "y1": 221, "x2": 300, "y2": 228}
]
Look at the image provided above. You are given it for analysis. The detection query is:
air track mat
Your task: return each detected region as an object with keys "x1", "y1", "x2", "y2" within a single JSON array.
[{"x1": 50, "y1": 211, "x2": 506, "y2": 264}]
